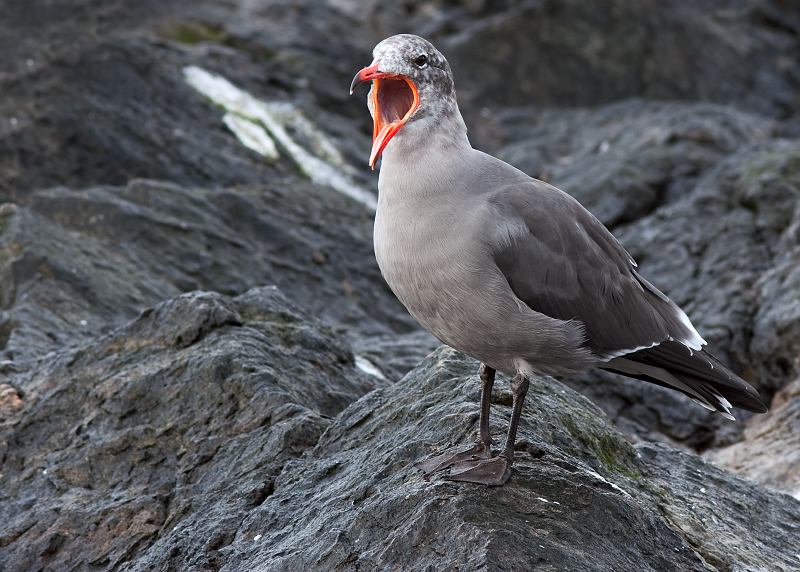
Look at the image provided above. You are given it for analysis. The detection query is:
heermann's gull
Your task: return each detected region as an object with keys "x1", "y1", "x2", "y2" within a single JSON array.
[{"x1": 350, "y1": 34, "x2": 768, "y2": 486}]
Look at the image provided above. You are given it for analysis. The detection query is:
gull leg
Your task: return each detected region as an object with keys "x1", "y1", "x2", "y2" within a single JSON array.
[
  {"x1": 476, "y1": 363, "x2": 495, "y2": 450},
  {"x1": 415, "y1": 364, "x2": 495, "y2": 474},
  {"x1": 446, "y1": 372, "x2": 529, "y2": 486}
]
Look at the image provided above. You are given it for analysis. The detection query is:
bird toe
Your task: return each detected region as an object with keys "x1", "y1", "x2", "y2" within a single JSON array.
[
  {"x1": 414, "y1": 442, "x2": 491, "y2": 475},
  {"x1": 444, "y1": 456, "x2": 512, "y2": 486}
]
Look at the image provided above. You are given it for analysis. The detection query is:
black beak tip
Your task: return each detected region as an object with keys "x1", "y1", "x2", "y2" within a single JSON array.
[
  {"x1": 349, "y1": 74, "x2": 362, "y2": 96},
  {"x1": 350, "y1": 63, "x2": 379, "y2": 95}
]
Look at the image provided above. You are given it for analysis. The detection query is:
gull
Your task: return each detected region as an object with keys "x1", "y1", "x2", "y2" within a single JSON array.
[{"x1": 350, "y1": 34, "x2": 767, "y2": 486}]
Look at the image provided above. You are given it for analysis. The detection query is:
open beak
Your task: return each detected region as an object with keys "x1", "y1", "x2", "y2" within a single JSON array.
[{"x1": 350, "y1": 62, "x2": 420, "y2": 169}]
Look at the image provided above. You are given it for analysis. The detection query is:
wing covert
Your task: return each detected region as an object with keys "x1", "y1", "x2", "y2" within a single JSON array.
[{"x1": 490, "y1": 181, "x2": 700, "y2": 359}]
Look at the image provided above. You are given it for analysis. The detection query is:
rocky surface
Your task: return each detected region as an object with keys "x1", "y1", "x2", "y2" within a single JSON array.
[
  {"x1": 4, "y1": 336, "x2": 799, "y2": 570},
  {"x1": 220, "y1": 349, "x2": 800, "y2": 572},
  {"x1": 492, "y1": 99, "x2": 777, "y2": 227},
  {"x1": 706, "y1": 376, "x2": 800, "y2": 499},
  {"x1": 0, "y1": 287, "x2": 385, "y2": 571},
  {"x1": 1, "y1": 0, "x2": 800, "y2": 569},
  {"x1": 439, "y1": 0, "x2": 800, "y2": 116},
  {"x1": 561, "y1": 138, "x2": 800, "y2": 451}
]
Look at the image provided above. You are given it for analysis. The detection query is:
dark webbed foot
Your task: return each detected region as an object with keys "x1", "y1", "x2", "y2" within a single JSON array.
[
  {"x1": 445, "y1": 455, "x2": 512, "y2": 486},
  {"x1": 416, "y1": 369, "x2": 529, "y2": 487},
  {"x1": 415, "y1": 442, "x2": 491, "y2": 475},
  {"x1": 416, "y1": 364, "x2": 496, "y2": 476}
]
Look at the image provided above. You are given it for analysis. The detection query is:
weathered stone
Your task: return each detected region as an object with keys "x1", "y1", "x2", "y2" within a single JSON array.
[
  {"x1": 750, "y1": 194, "x2": 800, "y2": 390},
  {"x1": 350, "y1": 330, "x2": 441, "y2": 381},
  {"x1": 427, "y1": 0, "x2": 800, "y2": 117},
  {"x1": 615, "y1": 140, "x2": 800, "y2": 388},
  {"x1": 551, "y1": 140, "x2": 800, "y2": 450},
  {"x1": 635, "y1": 441, "x2": 800, "y2": 572},
  {"x1": 0, "y1": 178, "x2": 413, "y2": 370},
  {"x1": 0, "y1": 286, "x2": 385, "y2": 571},
  {"x1": 197, "y1": 349, "x2": 799, "y2": 571},
  {"x1": 705, "y1": 377, "x2": 800, "y2": 499},
  {"x1": 3, "y1": 337, "x2": 799, "y2": 570}
]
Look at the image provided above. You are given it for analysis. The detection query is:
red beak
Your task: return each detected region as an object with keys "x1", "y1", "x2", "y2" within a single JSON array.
[
  {"x1": 350, "y1": 62, "x2": 420, "y2": 169},
  {"x1": 350, "y1": 62, "x2": 384, "y2": 94}
]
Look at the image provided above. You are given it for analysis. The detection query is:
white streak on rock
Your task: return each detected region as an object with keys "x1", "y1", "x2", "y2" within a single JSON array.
[
  {"x1": 222, "y1": 112, "x2": 279, "y2": 160},
  {"x1": 586, "y1": 469, "x2": 632, "y2": 498},
  {"x1": 355, "y1": 355, "x2": 387, "y2": 380},
  {"x1": 183, "y1": 65, "x2": 377, "y2": 211}
]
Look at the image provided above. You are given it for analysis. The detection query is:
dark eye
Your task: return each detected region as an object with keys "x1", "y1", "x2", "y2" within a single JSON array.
[{"x1": 414, "y1": 54, "x2": 428, "y2": 68}]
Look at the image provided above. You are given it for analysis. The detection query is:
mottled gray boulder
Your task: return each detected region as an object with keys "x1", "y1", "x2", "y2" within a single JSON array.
[
  {"x1": 0, "y1": 35, "x2": 277, "y2": 201},
  {"x1": 349, "y1": 330, "x2": 440, "y2": 381},
  {"x1": 424, "y1": 0, "x2": 800, "y2": 118},
  {"x1": 706, "y1": 377, "x2": 800, "y2": 499},
  {"x1": 0, "y1": 0, "x2": 376, "y2": 204},
  {"x1": 0, "y1": 178, "x2": 412, "y2": 371},
  {"x1": 750, "y1": 168, "x2": 800, "y2": 390},
  {"x1": 5, "y1": 294, "x2": 797, "y2": 570},
  {"x1": 168, "y1": 348, "x2": 800, "y2": 571},
  {"x1": 0, "y1": 286, "x2": 385, "y2": 571},
  {"x1": 554, "y1": 139, "x2": 800, "y2": 451},
  {"x1": 615, "y1": 140, "x2": 800, "y2": 390}
]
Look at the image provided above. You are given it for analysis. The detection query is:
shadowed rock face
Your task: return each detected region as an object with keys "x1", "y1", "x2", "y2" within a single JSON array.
[
  {"x1": 0, "y1": 288, "x2": 385, "y2": 571},
  {"x1": 1, "y1": 0, "x2": 800, "y2": 569},
  {"x1": 4, "y1": 339, "x2": 799, "y2": 570},
  {"x1": 493, "y1": 100, "x2": 777, "y2": 227},
  {"x1": 561, "y1": 139, "x2": 800, "y2": 451},
  {"x1": 434, "y1": 0, "x2": 800, "y2": 118},
  {"x1": 0, "y1": 178, "x2": 416, "y2": 366}
]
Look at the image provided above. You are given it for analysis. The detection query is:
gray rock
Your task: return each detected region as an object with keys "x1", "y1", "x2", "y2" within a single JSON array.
[
  {"x1": 0, "y1": 36, "x2": 276, "y2": 201},
  {"x1": 349, "y1": 330, "x2": 441, "y2": 381},
  {"x1": 750, "y1": 175, "x2": 800, "y2": 390},
  {"x1": 425, "y1": 0, "x2": 800, "y2": 118},
  {"x1": 0, "y1": 1, "x2": 376, "y2": 203},
  {"x1": 559, "y1": 140, "x2": 800, "y2": 450},
  {"x1": 705, "y1": 377, "x2": 800, "y2": 499},
  {"x1": 635, "y1": 441, "x2": 800, "y2": 572},
  {"x1": 615, "y1": 140, "x2": 800, "y2": 389},
  {"x1": 0, "y1": 286, "x2": 385, "y2": 571},
  {"x1": 0, "y1": 178, "x2": 414, "y2": 370},
  {"x1": 142, "y1": 348, "x2": 800, "y2": 571},
  {"x1": 7, "y1": 329, "x2": 798, "y2": 570}
]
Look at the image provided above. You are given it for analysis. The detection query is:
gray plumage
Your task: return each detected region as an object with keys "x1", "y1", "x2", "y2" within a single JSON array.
[{"x1": 353, "y1": 34, "x2": 766, "y2": 485}]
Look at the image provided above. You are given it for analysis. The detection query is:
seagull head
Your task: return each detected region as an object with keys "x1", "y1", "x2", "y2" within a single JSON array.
[{"x1": 350, "y1": 34, "x2": 459, "y2": 168}]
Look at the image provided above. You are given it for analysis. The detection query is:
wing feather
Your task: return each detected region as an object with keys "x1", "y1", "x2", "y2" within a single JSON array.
[
  {"x1": 489, "y1": 180, "x2": 767, "y2": 414},
  {"x1": 491, "y1": 181, "x2": 698, "y2": 357}
]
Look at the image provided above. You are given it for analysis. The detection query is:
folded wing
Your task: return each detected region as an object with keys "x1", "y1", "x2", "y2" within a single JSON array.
[{"x1": 490, "y1": 180, "x2": 767, "y2": 416}]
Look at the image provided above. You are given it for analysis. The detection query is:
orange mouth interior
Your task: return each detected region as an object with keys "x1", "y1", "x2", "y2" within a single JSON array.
[{"x1": 370, "y1": 75, "x2": 419, "y2": 168}]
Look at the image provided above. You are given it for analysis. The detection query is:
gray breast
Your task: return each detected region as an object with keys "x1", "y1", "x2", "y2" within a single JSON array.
[{"x1": 373, "y1": 190, "x2": 595, "y2": 377}]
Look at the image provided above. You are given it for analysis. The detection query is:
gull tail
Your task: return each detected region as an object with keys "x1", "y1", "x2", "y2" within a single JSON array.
[{"x1": 601, "y1": 339, "x2": 768, "y2": 419}]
